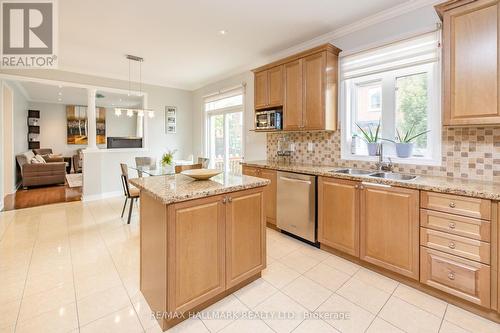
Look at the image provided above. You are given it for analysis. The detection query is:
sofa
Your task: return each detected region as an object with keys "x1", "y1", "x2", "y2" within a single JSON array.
[
  {"x1": 32, "y1": 148, "x2": 64, "y2": 163},
  {"x1": 16, "y1": 150, "x2": 66, "y2": 188}
]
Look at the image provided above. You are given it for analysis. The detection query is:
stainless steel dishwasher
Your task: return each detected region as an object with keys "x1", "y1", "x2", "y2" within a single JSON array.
[{"x1": 277, "y1": 171, "x2": 316, "y2": 243}]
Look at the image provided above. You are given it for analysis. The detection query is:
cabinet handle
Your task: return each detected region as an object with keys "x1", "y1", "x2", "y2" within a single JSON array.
[
  {"x1": 447, "y1": 272, "x2": 455, "y2": 280},
  {"x1": 228, "y1": 197, "x2": 233, "y2": 203},
  {"x1": 449, "y1": 202, "x2": 456, "y2": 208},
  {"x1": 448, "y1": 241, "x2": 456, "y2": 249},
  {"x1": 354, "y1": 185, "x2": 359, "y2": 189},
  {"x1": 448, "y1": 222, "x2": 456, "y2": 229},
  {"x1": 222, "y1": 197, "x2": 227, "y2": 204}
]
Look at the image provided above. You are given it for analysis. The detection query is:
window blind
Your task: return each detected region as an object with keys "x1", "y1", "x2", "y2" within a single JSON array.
[
  {"x1": 340, "y1": 31, "x2": 440, "y2": 80},
  {"x1": 203, "y1": 86, "x2": 244, "y2": 103}
]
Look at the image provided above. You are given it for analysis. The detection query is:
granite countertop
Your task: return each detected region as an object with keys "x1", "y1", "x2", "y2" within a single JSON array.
[
  {"x1": 129, "y1": 173, "x2": 270, "y2": 204},
  {"x1": 242, "y1": 160, "x2": 500, "y2": 200}
]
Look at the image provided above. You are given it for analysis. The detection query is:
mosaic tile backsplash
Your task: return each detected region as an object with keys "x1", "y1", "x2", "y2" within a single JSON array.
[{"x1": 267, "y1": 127, "x2": 500, "y2": 182}]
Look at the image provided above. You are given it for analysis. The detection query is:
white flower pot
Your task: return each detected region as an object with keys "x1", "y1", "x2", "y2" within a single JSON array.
[
  {"x1": 366, "y1": 142, "x2": 380, "y2": 156},
  {"x1": 395, "y1": 143, "x2": 414, "y2": 158}
]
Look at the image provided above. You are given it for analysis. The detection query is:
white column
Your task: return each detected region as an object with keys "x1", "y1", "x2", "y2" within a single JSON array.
[{"x1": 86, "y1": 88, "x2": 97, "y2": 150}]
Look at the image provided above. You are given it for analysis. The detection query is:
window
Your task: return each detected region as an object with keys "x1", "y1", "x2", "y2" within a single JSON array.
[
  {"x1": 341, "y1": 31, "x2": 441, "y2": 164},
  {"x1": 204, "y1": 87, "x2": 244, "y2": 174}
]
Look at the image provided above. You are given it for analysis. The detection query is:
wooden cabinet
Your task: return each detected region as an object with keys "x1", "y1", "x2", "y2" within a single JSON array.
[
  {"x1": 421, "y1": 191, "x2": 491, "y2": 220},
  {"x1": 360, "y1": 184, "x2": 420, "y2": 279},
  {"x1": 253, "y1": 44, "x2": 340, "y2": 131},
  {"x1": 167, "y1": 195, "x2": 226, "y2": 313},
  {"x1": 254, "y1": 65, "x2": 283, "y2": 110},
  {"x1": 165, "y1": 188, "x2": 265, "y2": 314},
  {"x1": 284, "y1": 60, "x2": 303, "y2": 130},
  {"x1": 225, "y1": 188, "x2": 265, "y2": 288},
  {"x1": 318, "y1": 177, "x2": 360, "y2": 256},
  {"x1": 438, "y1": 0, "x2": 500, "y2": 125},
  {"x1": 242, "y1": 166, "x2": 277, "y2": 225}
]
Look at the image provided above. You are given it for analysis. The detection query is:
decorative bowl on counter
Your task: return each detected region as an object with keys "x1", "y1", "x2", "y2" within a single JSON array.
[{"x1": 181, "y1": 169, "x2": 222, "y2": 180}]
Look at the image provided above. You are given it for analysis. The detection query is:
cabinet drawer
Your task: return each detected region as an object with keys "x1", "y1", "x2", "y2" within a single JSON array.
[
  {"x1": 420, "y1": 209, "x2": 490, "y2": 241},
  {"x1": 420, "y1": 247, "x2": 490, "y2": 307},
  {"x1": 420, "y1": 228, "x2": 490, "y2": 264},
  {"x1": 420, "y1": 191, "x2": 491, "y2": 220}
]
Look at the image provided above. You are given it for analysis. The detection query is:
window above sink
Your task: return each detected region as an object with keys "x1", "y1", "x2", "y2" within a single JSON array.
[{"x1": 339, "y1": 31, "x2": 442, "y2": 166}]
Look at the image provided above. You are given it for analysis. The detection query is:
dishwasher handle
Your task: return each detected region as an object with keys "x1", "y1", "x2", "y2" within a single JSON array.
[{"x1": 279, "y1": 176, "x2": 312, "y2": 185}]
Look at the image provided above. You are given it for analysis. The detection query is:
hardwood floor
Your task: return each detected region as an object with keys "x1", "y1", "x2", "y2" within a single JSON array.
[{"x1": 3, "y1": 184, "x2": 82, "y2": 211}]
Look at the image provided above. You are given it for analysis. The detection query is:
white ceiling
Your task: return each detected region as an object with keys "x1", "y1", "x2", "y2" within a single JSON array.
[
  {"x1": 16, "y1": 81, "x2": 142, "y2": 108},
  {"x1": 58, "y1": 0, "x2": 416, "y2": 90}
]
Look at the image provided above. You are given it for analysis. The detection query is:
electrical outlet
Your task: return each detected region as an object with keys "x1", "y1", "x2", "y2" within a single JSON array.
[
  {"x1": 290, "y1": 143, "x2": 295, "y2": 152},
  {"x1": 307, "y1": 142, "x2": 314, "y2": 152}
]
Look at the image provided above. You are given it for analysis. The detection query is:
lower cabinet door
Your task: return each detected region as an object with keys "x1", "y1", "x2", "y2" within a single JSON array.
[
  {"x1": 167, "y1": 195, "x2": 226, "y2": 313},
  {"x1": 360, "y1": 184, "x2": 420, "y2": 279},
  {"x1": 259, "y1": 169, "x2": 277, "y2": 225},
  {"x1": 318, "y1": 177, "x2": 360, "y2": 256},
  {"x1": 421, "y1": 247, "x2": 490, "y2": 308},
  {"x1": 226, "y1": 188, "x2": 265, "y2": 288}
]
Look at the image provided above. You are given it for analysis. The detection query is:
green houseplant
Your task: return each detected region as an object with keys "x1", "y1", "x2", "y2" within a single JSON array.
[
  {"x1": 161, "y1": 149, "x2": 177, "y2": 167},
  {"x1": 385, "y1": 125, "x2": 430, "y2": 158},
  {"x1": 356, "y1": 122, "x2": 381, "y2": 156}
]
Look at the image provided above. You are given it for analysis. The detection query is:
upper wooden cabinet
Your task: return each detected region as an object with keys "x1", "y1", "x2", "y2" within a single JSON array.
[
  {"x1": 437, "y1": 0, "x2": 500, "y2": 125},
  {"x1": 253, "y1": 44, "x2": 340, "y2": 131},
  {"x1": 254, "y1": 65, "x2": 283, "y2": 110}
]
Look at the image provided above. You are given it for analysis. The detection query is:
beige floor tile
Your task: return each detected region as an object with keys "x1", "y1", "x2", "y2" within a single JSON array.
[
  {"x1": 337, "y1": 277, "x2": 391, "y2": 314},
  {"x1": 261, "y1": 261, "x2": 300, "y2": 289},
  {"x1": 18, "y1": 284, "x2": 75, "y2": 322},
  {"x1": 233, "y1": 278, "x2": 278, "y2": 309},
  {"x1": 293, "y1": 318, "x2": 341, "y2": 333},
  {"x1": 267, "y1": 239, "x2": 296, "y2": 259},
  {"x1": 23, "y1": 268, "x2": 73, "y2": 297},
  {"x1": 279, "y1": 249, "x2": 321, "y2": 274},
  {"x1": 77, "y1": 285, "x2": 132, "y2": 325},
  {"x1": 393, "y1": 284, "x2": 447, "y2": 318},
  {"x1": 0, "y1": 281, "x2": 25, "y2": 304},
  {"x1": 282, "y1": 276, "x2": 332, "y2": 311},
  {"x1": 131, "y1": 292, "x2": 161, "y2": 330},
  {"x1": 15, "y1": 302, "x2": 78, "y2": 333},
  {"x1": 353, "y1": 268, "x2": 399, "y2": 293},
  {"x1": 219, "y1": 317, "x2": 274, "y2": 333},
  {"x1": 367, "y1": 317, "x2": 404, "y2": 333},
  {"x1": 0, "y1": 298, "x2": 20, "y2": 330},
  {"x1": 379, "y1": 296, "x2": 442, "y2": 333},
  {"x1": 439, "y1": 320, "x2": 471, "y2": 333},
  {"x1": 296, "y1": 244, "x2": 331, "y2": 261},
  {"x1": 157, "y1": 317, "x2": 208, "y2": 333},
  {"x1": 304, "y1": 262, "x2": 350, "y2": 291},
  {"x1": 80, "y1": 306, "x2": 144, "y2": 333},
  {"x1": 254, "y1": 291, "x2": 308, "y2": 333},
  {"x1": 322, "y1": 255, "x2": 360, "y2": 276},
  {"x1": 74, "y1": 268, "x2": 122, "y2": 300},
  {"x1": 0, "y1": 325, "x2": 15, "y2": 333},
  {"x1": 199, "y1": 294, "x2": 249, "y2": 332},
  {"x1": 316, "y1": 294, "x2": 374, "y2": 333},
  {"x1": 445, "y1": 305, "x2": 500, "y2": 333}
]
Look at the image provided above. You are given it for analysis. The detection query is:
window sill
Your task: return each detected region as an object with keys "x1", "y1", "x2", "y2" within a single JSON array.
[{"x1": 341, "y1": 153, "x2": 442, "y2": 167}]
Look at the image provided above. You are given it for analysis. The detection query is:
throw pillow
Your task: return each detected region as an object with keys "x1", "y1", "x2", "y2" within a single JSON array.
[
  {"x1": 34, "y1": 155, "x2": 46, "y2": 164},
  {"x1": 23, "y1": 151, "x2": 35, "y2": 163}
]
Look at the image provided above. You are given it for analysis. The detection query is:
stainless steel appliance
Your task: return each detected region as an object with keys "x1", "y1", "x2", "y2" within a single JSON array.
[
  {"x1": 277, "y1": 171, "x2": 316, "y2": 243},
  {"x1": 255, "y1": 109, "x2": 282, "y2": 131}
]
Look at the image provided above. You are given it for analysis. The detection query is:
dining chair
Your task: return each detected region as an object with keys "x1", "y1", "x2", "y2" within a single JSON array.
[
  {"x1": 175, "y1": 163, "x2": 202, "y2": 174},
  {"x1": 135, "y1": 156, "x2": 157, "y2": 177},
  {"x1": 197, "y1": 157, "x2": 210, "y2": 168},
  {"x1": 120, "y1": 163, "x2": 140, "y2": 224}
]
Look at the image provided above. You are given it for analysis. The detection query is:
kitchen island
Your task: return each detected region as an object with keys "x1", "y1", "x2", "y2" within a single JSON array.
[{"x1": 129, "y1": 173, "x2": 269, "y2": 330}]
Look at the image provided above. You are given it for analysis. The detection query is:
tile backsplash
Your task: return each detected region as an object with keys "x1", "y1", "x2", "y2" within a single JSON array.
[{"x1": 267, "y1": 127, "x2": 500, "y2": 182}]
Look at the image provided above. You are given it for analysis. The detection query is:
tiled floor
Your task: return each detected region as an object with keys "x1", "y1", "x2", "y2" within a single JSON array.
[{"x1": 0, "y1": 198, "x2": 499, "y2": 333}]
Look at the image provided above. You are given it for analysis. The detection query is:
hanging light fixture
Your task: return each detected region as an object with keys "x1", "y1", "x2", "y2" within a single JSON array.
[{"x1": 114, "y1": 54, "x2": 155, "y2": 118}]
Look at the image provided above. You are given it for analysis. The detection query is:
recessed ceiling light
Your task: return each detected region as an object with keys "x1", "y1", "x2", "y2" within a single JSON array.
[
  {"x1": 58, "y1": 98, "x2": 62, "y2": 101},
  {"x1": 58, "y1": 92, "x2": 62, "y2": 96},
  {"x1": 58, "y1": 85, "x2": 62, "y2": 88},
  {"x1": 218, "y1": 29, "x2": 228, "y2": 35}
]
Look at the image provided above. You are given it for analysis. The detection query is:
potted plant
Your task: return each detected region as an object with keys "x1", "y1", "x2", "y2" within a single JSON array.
[
  {"x1": 161, "y1": 149, "x2": 177, "y2": 168},
  {"x1": 385, "y1": 125, "x2": 430, "y2": 158},
  {"x1": 356, "y1": 122, "x2": 381, "y2": 156}
]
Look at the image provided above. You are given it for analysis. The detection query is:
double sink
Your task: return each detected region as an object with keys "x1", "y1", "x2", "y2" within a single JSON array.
[{"x1": 332, "y1": 168, "x2": 419, "y2": 181}]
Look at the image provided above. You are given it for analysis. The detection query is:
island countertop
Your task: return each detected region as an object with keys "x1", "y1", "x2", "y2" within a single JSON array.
[
  {"x1": 242, "y1": 160, "x2": 500, "y2": 200},
  {"x1": 129, "y1": 173, "x2": 270, "y2": 204}
]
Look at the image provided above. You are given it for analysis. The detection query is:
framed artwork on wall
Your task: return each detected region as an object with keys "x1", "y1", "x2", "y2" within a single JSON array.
[
  {"x1": 165, "y1": 106, "x2": 176, "y2": 134},
  {"x1": 67, "y1": 106, "x2": 106, "y2": 145}
]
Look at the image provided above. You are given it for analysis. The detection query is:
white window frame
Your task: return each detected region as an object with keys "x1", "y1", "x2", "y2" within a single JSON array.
[
  {"x1": 203, "y1": 90, "x2": 245, "y2": 173},
  {"x1": 341, "y1": 50, "x2": 441, "y2": 166}
]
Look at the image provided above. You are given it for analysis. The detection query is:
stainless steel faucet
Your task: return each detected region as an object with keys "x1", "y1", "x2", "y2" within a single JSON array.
[{"x1": 375, "y1": 144, "x2": 394, "y2": 172}]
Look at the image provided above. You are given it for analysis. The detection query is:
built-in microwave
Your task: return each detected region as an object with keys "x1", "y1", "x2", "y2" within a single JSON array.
[{"x1": 255, "y1": 109, "x2": 282, "y2": 131}]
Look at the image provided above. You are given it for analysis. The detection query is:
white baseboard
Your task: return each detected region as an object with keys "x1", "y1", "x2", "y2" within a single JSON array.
[{"x1": 82, "y1": 191, "x2": 123, "y2": 202}]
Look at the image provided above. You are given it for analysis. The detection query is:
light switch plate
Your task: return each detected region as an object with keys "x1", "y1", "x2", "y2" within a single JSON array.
[{"x1": 307, "y1": 142, "x2": 314, "y2": 152}]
